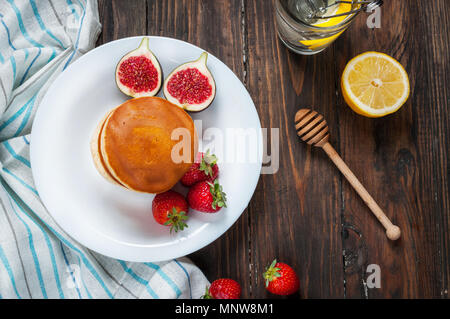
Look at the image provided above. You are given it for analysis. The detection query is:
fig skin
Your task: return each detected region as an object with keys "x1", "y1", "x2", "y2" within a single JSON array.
[
  {"x1": 115, "y1": 37, "x2": 163, "y2": 98},
  {"x1": 163, "y1": 52, "x2": 216, "y2": 113}
]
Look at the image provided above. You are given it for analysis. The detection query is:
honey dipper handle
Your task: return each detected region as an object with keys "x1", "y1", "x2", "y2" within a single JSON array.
[{"x1": 321, "y1": 142, "x2": 401, "y2": 240}]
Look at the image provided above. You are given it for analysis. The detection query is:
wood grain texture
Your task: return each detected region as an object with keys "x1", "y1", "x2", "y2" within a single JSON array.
[
  {"x1": 245, "y1": 0, "x2": 345, "y2": 298},
  {"x1": 97, "y1": 0, "x2": 147, "y2": 46},
  {"x1": 96, "y1": 0, "x2": 449, "y2": 299},
  {"x1": 334, "y1": 0, "x2": 449, "y2": 298}
]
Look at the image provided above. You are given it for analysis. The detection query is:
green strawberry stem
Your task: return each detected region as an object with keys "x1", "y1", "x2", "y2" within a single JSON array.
[
  {"x1": 201, "y1": 286, "x2": 212, "y2": 299},
  {"x1": 164, "y1": 207, "x2": 188, "y2": 233},
  {"x1": 199, "y1": 149, "x2": 217, "y2": 177},
  {"x1": 263, "y1": 259, "x2": 281, "y2": 287},
  {"x1": 208, "y1": 179, "x2": 227, "y2": 210}
]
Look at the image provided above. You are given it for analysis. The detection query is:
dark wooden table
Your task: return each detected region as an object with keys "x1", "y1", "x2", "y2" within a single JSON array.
[{"x1": 97, "y1": 0, "x2": 449, "y2": 298}]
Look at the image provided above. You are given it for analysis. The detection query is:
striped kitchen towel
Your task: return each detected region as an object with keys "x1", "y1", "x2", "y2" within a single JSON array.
[{"x1": 0, "y1": 0, "x2": 209, "y2": 299}]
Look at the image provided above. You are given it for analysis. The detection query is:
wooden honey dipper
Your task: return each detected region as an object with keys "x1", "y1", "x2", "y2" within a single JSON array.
[{"x1": 294, "y1": 109, "x2": 401, "y2": 240}]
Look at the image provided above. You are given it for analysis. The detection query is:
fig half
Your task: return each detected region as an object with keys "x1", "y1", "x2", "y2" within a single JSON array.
[
  {"x1": 163, "y1": 52, "x2": 216, "y2": 112},
  {"x1": 115, "y1": 37, "x2": 162, "y2": 98}
]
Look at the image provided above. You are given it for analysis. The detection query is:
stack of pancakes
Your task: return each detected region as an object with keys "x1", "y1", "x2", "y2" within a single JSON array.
[{"x1": 90, "y1": 97, "x2": 197, "y2": 194}]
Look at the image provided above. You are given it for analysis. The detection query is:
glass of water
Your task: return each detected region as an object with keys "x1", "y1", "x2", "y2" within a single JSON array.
[{"x1": 275, "y1": 0, "x2": 361, "y2": 55}]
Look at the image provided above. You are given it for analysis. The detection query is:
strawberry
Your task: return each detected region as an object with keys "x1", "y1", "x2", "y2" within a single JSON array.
[
  {"x1": 152, "y1": 190, "x2": 189, "y2": 233},
  {"x1": 202, "y1": 279, "x2": 241, "y2": 299},
  {"x1": 187, "y1": 179, "x2": 227, "y2": 213},
  {"x1": 263, "y1": 259, "x2": 300, "y2": 296},
  {"x1": 181, "y1": 150, "x2": 219, "y2": 187}
]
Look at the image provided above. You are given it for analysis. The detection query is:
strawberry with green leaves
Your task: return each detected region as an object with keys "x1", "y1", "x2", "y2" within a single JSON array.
[
  {"x1": 181, "y1": 150, "x2": 219, "y2": 187},
  {"x1": 152, "y1": 190, "x2": 189, "y2": 233},
  {"x1": 187, "y1": 179, "x2": 227, "y2": 213},
  {"x1": 202, "y1": 279, "x2": 241, "y2": 299},
  {"x1": 263, "y1": 259, "x2": 300, "y2": 296}
]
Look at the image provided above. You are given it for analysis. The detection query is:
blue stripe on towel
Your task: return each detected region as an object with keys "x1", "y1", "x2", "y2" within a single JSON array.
[
  {"x1": 72, "y1": 254, "x2": 92, "y2": 298},
  {"x1": 20, "y1": 48, "x2": 41, "y2": 85},
  {"x1": 0, "y1": 94, "x2": 36, "y2": 132},
  {"x1": 2, "y1": 183, "x2": 114, "y2": 298},
  {"x1": 14, "y1": 95, "x2": 36, "y2": 136},
  {"x1": 2, "y1": 167, "x2": 38, "y2": 196},
  {"x1": 0, "y1": 18, "x2": 17, "y2": 50},
  {"x1": 0, "y1": 245, "x2": 22, "y2": 298},
  {"x1": 3, "y1": 141, "x2": 31, "y2": 167},
  {"x1": 57, "y1": 241, "x2": 112, "y2": 298},
  {"x1": 63, "y1": 3, "x2": 87, "y2": 70},
  {"x1": 10, "y1": 56, "x2": 16, "y2": 81},
  {"x1": 77, "y1": 0, "x2": 86, "y2": 10},
  {"x1": 174, "y1": 259, "x2": 192, "y2": 299},
  {"x1": 6, "y1": 0, "x2": 44, "y2": 48},
  {"x1": 29, "y1": 0, "x2": 65, "y2": 48},
  {"x1": 144, "y1": 262, "x2": 182, "y2": 298},
  {"x1": 7, "y1": 197, "x2": 47, "y2": 298},
  {"x1": 60, "y1": 242, "x2": 82, "y2": 299},
  {"x1": 47, "y1": 48, "x2": 57, "y2": 64},
  {"x1": 6, "y1": 192, "x2": 64, "y2": 298},
  {"x1": 118, "y1": 261, "x2": 159, "y2": 299},
  {"x1": 66, "y1": 0, "x2": 80, "y2": 20}
]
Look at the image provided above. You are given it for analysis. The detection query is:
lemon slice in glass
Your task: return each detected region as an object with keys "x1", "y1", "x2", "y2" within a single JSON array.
[{"x1": 299, "y1": 2, "x2": 353, "y2": 50}]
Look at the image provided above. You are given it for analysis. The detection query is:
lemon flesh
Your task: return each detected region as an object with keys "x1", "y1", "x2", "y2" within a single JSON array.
[{"x1": 341, "y1": 52, "x2": 410, "y2": 118}]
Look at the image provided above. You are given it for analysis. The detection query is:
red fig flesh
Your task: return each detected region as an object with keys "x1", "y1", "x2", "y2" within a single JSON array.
[
  {"x1": 163, "y1": 52, "x2": 216, "y2": 112},
  {"x1": 115, "y1": 37, "x2": 162, "y2": 98}
]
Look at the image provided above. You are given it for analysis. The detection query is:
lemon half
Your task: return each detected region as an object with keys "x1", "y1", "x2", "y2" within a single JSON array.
[{"x1": 341, "y1": 52, "x2": 410, "y2": 118}]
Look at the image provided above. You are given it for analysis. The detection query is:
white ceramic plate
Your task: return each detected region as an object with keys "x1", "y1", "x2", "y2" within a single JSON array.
[{"x1": 31, "y1": 36, "x2": 262, "y2": 262}]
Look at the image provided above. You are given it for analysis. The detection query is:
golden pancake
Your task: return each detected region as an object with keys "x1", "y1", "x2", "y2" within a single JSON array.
[
  {"x1": 90, "y1": 110, "x2": 124, "y2": 186},
  {"x1": 100, "y1": 97, "x2": 197, "y2": 193}
]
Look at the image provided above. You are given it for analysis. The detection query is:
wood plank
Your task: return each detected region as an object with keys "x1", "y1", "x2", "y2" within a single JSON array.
[
  {"x1": 97, "y1": 0, "x2": 147, "y2": 46},
  {"x1": 145, "y1": 0, "x2": 250, "y2": 297},
  {"x1": 245, "y1": 0, "x2": 345, "y2": 298},
  {"x1": 334, "y1": 0, "x2": 449, "y2": 298},
  {"x1": 146, "y1": 0, "x2": 244, "y2": 80}
]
